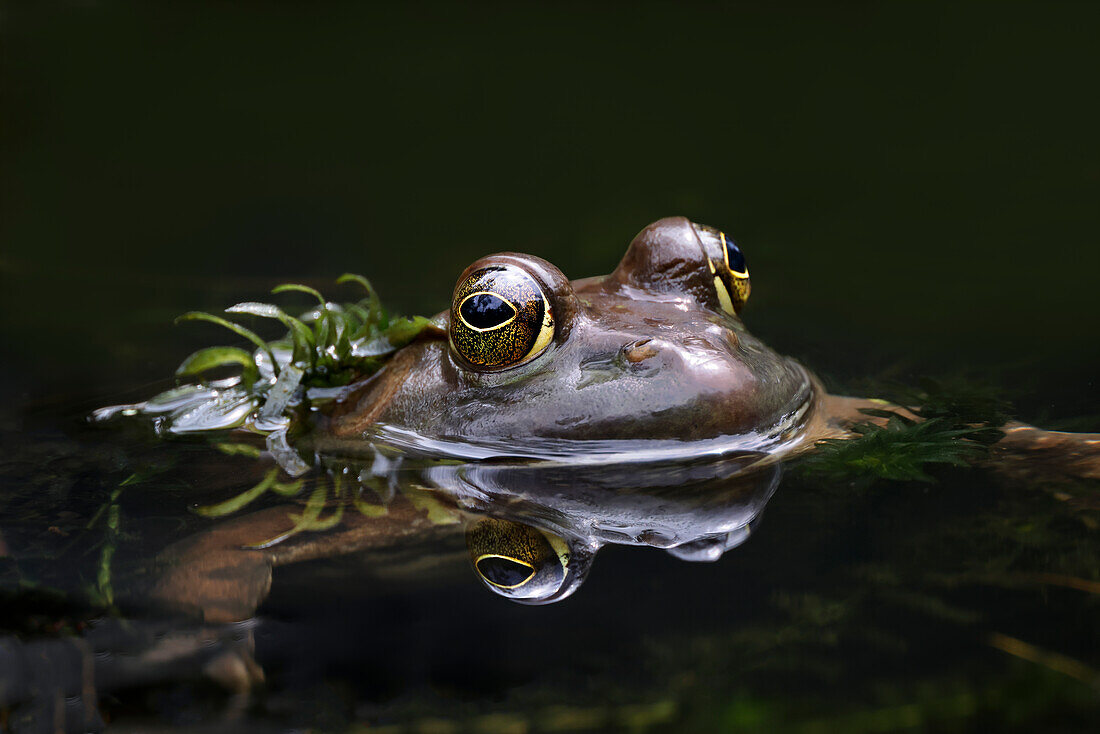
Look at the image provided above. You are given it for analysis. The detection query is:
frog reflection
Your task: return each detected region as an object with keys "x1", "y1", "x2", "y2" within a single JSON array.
[
  {"x1": 148, "y1": 448, "x2": 781, "y2": 617},
  {"x1": 466, "y1": 518, "x2": 578, "y2": 602},
  {"x1": 459, "y1": 458, "x2": 777, "y2": 604}
]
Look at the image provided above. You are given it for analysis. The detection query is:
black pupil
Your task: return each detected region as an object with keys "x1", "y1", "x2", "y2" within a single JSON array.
[
  {"x1": 724, "y1": 235, "x2": 747, "y2": 273},
  {"x1": 461, "y1": 293, "x2": 515, "y2": 329},
  {"x1": 477, "y1": 557, "x2": 534, "y2": 587}
]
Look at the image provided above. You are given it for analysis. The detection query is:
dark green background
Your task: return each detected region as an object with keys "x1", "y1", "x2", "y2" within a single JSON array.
[{"x1": 3, "y1": 1, "x2": 1098, "y2": 416}]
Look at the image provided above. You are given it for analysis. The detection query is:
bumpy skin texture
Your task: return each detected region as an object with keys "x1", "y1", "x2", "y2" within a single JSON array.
[{"x1": 327, "y1": 217, "x2": 811, "y2": 443}]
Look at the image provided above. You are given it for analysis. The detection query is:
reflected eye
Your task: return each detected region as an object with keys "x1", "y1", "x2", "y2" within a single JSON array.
[
  {"x1": 475, "y1": 554, "x2": 536, "y2": 588},
  {"x1": 693, "y1": 223, "x2": 751, "y2": 315},
  {"x1": 450, "y1": 265, "x2": 555, "y2": 369},
  {"x1": 466, "y1": 518, "x2": 572, "y2": 602}
]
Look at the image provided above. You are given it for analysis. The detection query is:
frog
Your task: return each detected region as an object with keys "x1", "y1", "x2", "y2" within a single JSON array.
[
  {"x1": 143, "y1": 216, "x2": 1098, "y2": 619},
  {"x1": 321, "y1": 216, "x2": 816, "y2": 450}
]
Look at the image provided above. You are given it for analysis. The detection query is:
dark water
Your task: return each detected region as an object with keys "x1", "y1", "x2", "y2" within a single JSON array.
[{"x1": 2, "y1": 2, "x2": 1099, "y2": 732}]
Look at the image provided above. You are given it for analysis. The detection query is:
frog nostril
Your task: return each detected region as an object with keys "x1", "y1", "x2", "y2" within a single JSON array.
[{"x1": 621, "y1": 338, "x2": 659, "y2": 364}]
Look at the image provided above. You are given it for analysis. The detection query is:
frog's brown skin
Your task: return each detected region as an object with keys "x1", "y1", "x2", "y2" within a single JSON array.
[{"x1": 326, "y1": 217, "x2": 814, "y2": 448}]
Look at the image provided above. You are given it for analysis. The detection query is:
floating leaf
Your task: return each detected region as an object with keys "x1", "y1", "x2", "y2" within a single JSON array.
[
  {"x1": 100, "y1": 272, "x2": 442, "y2": 484},
  {"x1": 227, "y1": 301, "x2": 315, "y2": 362},
  {"x1": 352, "y1": 315, "x2": 436, "y2": 358},
  {"x1": 337, "y1": 273, "x2": 380, "y2": 302},
  {"x1": 176, "y1": 312, "x2": 277, "y2": 373},
  {"x1": 338, "y1": 273, "x2": 383, "y2": 333},
  {"x1": 176, "y1": 347, "x2": 258, "y2": 387},
  {"x1": 272, "y1": 282, "x2": 326, "y2": 307},
  {"x1": 384, "y1": 315, "x2": 435, "y2": 346},
  {"x1": 166, "y1": 388, "x2": 256, "y2": 434},
  {"x1": 260, "y1": 363, "x2": 304, "y2": 421},
  {"x1": 266, "y1": 428, "x2": 311, "y2": 476}
]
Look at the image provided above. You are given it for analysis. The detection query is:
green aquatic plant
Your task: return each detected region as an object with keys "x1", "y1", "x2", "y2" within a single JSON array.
[
  {"x1": 884, "y1": 376, "x2": 1010, "y2": 444},
  {"x1": 177, "y1": 274, "x2": 436, "y2": 391},
  {"x1": 797, "y1": 375, "x2": 1014, "y2": 486},
  {"x1": 92, "y1": 274, "x2": 438, "y2": 473},
  {"x1": 801, "y1": 410, "x2": 992, "y2": 486}
]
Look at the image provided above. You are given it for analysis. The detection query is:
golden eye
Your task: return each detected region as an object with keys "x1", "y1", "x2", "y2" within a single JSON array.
[
  {"x1": 449, "y1": 265, "x2": 555, "y2": 369},
  {"x1": 693, "y1": 223, "x2": 751, "y2": 315}
]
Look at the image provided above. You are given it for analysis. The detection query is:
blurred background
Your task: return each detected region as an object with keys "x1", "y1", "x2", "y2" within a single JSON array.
[{"x1": 2, "y1": 1, "x2": 1097, "y2": 422}]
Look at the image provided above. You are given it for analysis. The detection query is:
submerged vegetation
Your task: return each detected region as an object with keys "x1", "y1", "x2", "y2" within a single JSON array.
[
  {"x1": 801, "y1": 411, "x2": 992, "y2": 486},
  {"x1": 801, "y1": 378, "x2": 1012, "y2": 486}
]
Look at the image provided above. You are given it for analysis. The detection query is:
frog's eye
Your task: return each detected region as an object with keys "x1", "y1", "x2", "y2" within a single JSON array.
[
  {"x1": 450, "y1": 264, "x2": 555, "y2": 369},
  {"x1": 466, "y1": 517, "x2": 578, "y2": 603},
  {"x1": 693, "y1": 223, "x2": 751, "y2": 315}
]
